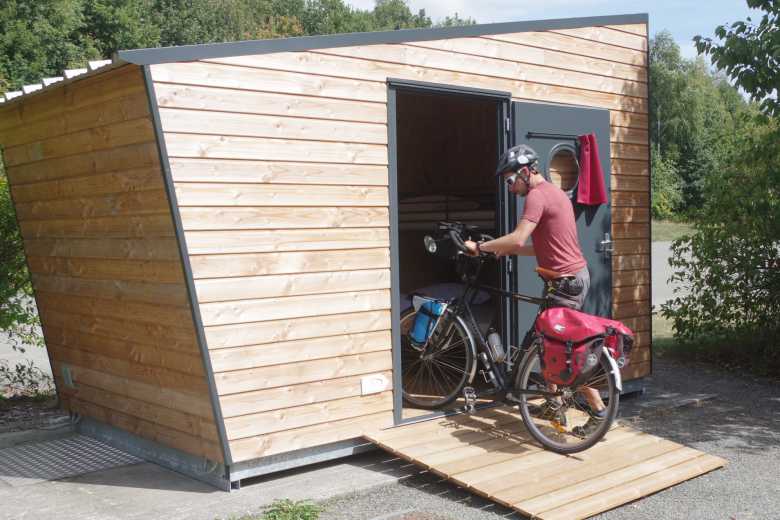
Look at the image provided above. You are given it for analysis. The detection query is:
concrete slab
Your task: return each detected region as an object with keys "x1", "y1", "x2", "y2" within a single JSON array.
[{"x1": 0, "y1": 448, "x2": 421, "y2": 520}]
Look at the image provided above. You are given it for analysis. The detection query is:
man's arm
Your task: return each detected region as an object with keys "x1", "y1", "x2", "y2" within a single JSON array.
[{"x1": 470, "y1": 219, "x2": 537, "y2": 257}]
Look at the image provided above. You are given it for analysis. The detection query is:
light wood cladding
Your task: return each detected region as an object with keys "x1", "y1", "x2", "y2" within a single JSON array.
[
  {"x1": 0, "y1": 65, "x2": 221, "y2": 463},
  {"x1": 149, "y1": 21, "x2": 649, "y2": 462}
]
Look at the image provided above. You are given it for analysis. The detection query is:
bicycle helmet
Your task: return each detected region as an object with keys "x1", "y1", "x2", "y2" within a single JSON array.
[{"x1": 495, "y1": 144, "x2": 539, "y2": 176}]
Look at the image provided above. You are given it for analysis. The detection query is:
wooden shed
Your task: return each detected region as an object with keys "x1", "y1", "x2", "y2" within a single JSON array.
[{"x1": 0, "y1": 13, "x2": 652, "y2": 490}]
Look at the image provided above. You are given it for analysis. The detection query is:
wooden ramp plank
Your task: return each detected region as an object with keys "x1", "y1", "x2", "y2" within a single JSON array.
[{"x1": 365, "y1": 406, "x2": 726, "y2": 520}]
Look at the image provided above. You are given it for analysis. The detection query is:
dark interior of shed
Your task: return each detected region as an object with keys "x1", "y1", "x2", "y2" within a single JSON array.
[{"x1": 394, "y1": 88, "x2": 503, "y2": 417}]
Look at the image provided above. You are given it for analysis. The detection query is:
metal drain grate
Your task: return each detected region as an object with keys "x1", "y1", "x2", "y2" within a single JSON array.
[{"x1": 0, "y1": 434, "x2": 141, "y2": 487}]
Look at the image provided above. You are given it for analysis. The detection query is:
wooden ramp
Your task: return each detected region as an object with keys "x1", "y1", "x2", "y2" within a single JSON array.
[{"x1": 366, "y1": 406, "x2": 725, "y2": 520}]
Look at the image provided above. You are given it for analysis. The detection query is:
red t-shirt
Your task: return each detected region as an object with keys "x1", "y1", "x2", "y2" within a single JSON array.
[{"x1": 521, "y1": 181, "x2": 587, "y2": 275}]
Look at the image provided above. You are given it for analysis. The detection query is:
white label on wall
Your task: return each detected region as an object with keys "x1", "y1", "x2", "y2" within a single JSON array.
[{"x1": 361, "y1": 373, "x2": 389, "y2": 395}]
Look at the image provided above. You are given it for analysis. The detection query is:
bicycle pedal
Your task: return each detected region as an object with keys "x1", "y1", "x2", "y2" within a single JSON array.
[{"x1": 463, "y1": 386, "x2": 477, "y2": 414}]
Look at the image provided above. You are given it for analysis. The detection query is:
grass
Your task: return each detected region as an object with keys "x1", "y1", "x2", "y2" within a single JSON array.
[
  {"x1": 652, "y1": 313, "x2": 780, "y2": 379},
  {"x1": 219, "y1": 500, "x2": 321, "y2": 520},
  {"x1": 651, "y1": 220, "x2": 694, "y2": 242}
]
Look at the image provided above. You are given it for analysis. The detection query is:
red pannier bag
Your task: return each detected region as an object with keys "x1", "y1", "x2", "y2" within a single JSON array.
[{"x1": 534, "y1": 307, "x2": 634, "y2": 386}]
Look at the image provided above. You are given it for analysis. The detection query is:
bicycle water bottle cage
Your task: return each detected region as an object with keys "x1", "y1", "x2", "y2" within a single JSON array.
[{"x1": 409, "y1": 295, "x2": 448, "y2": 346}]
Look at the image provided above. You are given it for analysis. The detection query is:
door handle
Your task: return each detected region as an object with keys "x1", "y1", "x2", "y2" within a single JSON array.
[{"x1": 597, "y1": 232, "x2": 614, "y2": 257}]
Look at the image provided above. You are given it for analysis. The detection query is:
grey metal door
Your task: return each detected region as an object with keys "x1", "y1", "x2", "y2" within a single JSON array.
[{"x1": 510, "y1": 101, "x2": 613, "y2": 338}]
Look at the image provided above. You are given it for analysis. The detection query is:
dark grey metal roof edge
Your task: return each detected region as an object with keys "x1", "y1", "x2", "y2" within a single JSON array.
[{"x1": 118, "y1": 13, "x2": 648, "y2": 65}]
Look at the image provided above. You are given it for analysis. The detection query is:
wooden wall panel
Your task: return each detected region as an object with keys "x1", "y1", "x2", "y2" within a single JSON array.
[
  {"x1": 151, "y1": 21, "x2": 651, "y2": 462},
  {"x1": 0, "y1": 65, "x2": 221, "y2": 463}
]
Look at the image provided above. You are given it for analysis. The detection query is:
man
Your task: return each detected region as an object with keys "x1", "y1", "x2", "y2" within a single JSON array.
[{"x1": 464, "y1": 144, "x2": 605, "y2": 437}]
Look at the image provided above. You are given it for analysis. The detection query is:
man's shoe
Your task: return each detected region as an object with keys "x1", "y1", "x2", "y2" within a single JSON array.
[
  {"x1": 528, "y1": 400, "x2": 567, "y2": 427},
  {"x1": 571, "y1": 413, "x2": 605, "y2": 438}
]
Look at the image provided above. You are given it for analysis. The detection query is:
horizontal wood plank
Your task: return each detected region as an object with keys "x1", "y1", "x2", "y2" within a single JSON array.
[
  {"x1": 150, "y1": 61, "x2": 387, "y2": 102},
  {"x1": 611, "y1": 158, "x2": 649, "y2": 176},
  {"x1": 551, "y1": 26, "x2": 647, "y2": 52},
  {"x1": 54, "y1": 343, "x2": 208, "y2": 395},
  {"x1": 155, "y1": 83, "x2": 387, "y2": 123},
  {"x1": 164, "y1": 133, "x2": 389, "y2": 165},
  {"x1": 175, "y1": 183, "x2": 389, "y2": 207},
  {"x1": 611, "y1": 175, "x2": 648, "y2": 192},
  {"x1": 205, "y1": 310, "x2": 390, "y2": 349},
  {"x1": 486, "y1": 32, "x2": 646, "y2": 66},
  {"x1": 41, "y1": 308, "x2": 199, "y2": 355},
  {"x1": 36, "y1": 289, "x2": 191, "y2": 325},
  {"x1": 612, "y1": 222, "x2": 649, "y2": 239},
  {"x1": 615, "y1": 284, "x2": 650, "y2": 303},
  {"x1": 56, "y1": 361, "x2": 212, "y2": 419},
  {"x1": 190, "y1": 248, "x2": 390, "y2": 279},
  {"x1": 11, "y1": 167, "x2": 165, "y2": 203},
  {"x1": 72, "y1": 382, "x2": 218, "y2": 442},
  {"x1": 614, "y1": 300, "x2": 651, "y2": 320},
  {"x1": 19, "y1": 214, "x2": 175, "y2": 239},
  {"x1": 199, "y1": 289, "x2": 390, "y2": 326},
  {"x1": 4, "y1": 89, "x2": 150, "y2": 149},
  {"x1": 4, "y1": 118, "x2": 155, "y2": 167},
  {"x1": 183, "y1": 227, "x2": 389, "y2": 254},
  {"x1": 159, "y1": 107, "x2": 388, "y2": 144},
  {"x1": 195, "y1": 269, "x2": 390, "y2": 303},
  {"x1": 0, "y1": 65, "x2": 145, "y2": 133},
  {"x1": 224, "y1": 391, "x2": 393, "y2": 440},
  {"x1": 412, "y1": 36, "x2": 647, "y2": 82},
  {"x1": 613, "y1": 207, "x2": 649, "y2": 223},
  {"x1": 614, "y1": 254, "x2": 650, "y2": 271},
  {"x1": 219, "y1": 370, "x2": 392, "y2": 417},
  {"x1": 15, "y1": 189, "x2": 170, "y2": 221},
  {"x1": 23, "y1": 237, "x2": 181, "y2": 261},
  {"x1": 614, "y1": 269, "x2": 651, "y2": 287},
  {"x1": 606, "y1": 23, "x2": 648, "y2": 36},
  {"x1": 209, "y1": 49, "x2": 647, "y2": 114},
  {"x1": 26, "y1": 256, "x2": 183, "y2": 284},
  {"x1": 33, "y1": 276, "x2": 190, "y2": 307},
  {"x1": 180, "y1": 206, "x2": 389, "y2": 231},
  {"x1": 6, "y1": 142, "x2": 159, "y2": 186},
  {"x1": 229, "y1": 411, "x2": 392, "y2": 461},
  {"x1": 313, "y1": 44, "x2": 647, "y2": 97},
  {"x1": 45, "y1": 324, "x2": 203, "y2": 376},
  {"x1": 168, "y1": 157, "x2": 388, "y2": 185},
  {"x1": 210, "y1": 330, "x2": 390, "y2": 372},
  {"x1": 214, "y1": 350, "x2": 392, "y2": 395}
]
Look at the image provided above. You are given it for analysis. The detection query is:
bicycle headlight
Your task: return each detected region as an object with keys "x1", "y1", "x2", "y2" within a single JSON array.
[{"x1": 423, "y1": 235, "x2": 437, "y2": 254}]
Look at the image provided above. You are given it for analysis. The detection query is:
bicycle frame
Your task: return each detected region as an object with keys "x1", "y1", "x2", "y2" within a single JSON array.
[{"x1": 426, "y1": 253, "x2": 562, "y2": 401}]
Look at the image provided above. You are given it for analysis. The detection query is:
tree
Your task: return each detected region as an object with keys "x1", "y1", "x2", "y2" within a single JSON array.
[
  {"x1": 694, "y1": 0, "x2": 780, "y2": 117},
  {"x1": 434, "y1": 12, "x2": 477, "y2": 28},
  {"x1": 0, "y1": 164, "x2": 40, "y2": 352},
  {"x1": 371, "y1": 0, "x2": 430, "y2": 30},
  {"x1": 0, "y1": 0, "x2": 100, "y2": 90}
]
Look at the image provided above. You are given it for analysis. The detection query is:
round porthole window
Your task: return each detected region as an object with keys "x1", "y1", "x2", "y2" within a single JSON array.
[{"x1": 547, "y1": 145, "x2": 579, "y2": 197}]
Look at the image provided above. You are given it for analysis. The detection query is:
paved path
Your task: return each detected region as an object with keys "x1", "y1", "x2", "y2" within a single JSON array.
[{"x1": 1, "y1": 357, "x2": 777, "y2": 520}]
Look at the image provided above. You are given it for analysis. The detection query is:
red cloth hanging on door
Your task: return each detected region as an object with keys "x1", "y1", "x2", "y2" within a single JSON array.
[{"x1": 576, "y1": 133, "x2": 608, "y2": 206}]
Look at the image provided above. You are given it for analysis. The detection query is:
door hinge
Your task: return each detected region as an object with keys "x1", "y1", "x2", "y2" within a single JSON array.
[{"x1": 505, "y1": 117, "x2": 511, "y2": 133}]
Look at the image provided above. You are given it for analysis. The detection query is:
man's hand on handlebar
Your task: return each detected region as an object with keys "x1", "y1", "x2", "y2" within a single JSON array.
[{"x1": 463, "y1": 240, "x2": 480, "y2": 257}]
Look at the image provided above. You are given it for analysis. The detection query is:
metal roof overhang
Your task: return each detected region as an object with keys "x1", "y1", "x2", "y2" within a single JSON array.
[{"x1": 116, "y1": 13, "x2": 648, "y2": 65}]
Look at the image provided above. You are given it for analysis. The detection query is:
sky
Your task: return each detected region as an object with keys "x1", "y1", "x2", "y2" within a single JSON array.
[{"x1": 344, "y1": 0, "x2": 761, "y2": 60}]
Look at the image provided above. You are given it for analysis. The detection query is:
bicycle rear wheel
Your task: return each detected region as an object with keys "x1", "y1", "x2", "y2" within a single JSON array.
[
  {"x1": 514, "y1": 341, "x2": 619, "y2": 454},
  {"x1": 400, "y1": 307, "x2": 475, "y2": 409}
]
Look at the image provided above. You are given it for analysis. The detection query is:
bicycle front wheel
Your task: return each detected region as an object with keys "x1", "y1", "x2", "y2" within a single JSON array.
[
  {"x1": 400, "y1": 307, "x2": 475, "y2": 409},
  {"x1": 514, "y1": 341, "x2": 620, "y2": 454}
]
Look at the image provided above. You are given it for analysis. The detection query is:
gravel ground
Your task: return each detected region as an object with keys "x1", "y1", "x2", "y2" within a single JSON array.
[{"x1": 317, "y1": 357, "x2": 780, "y2": 520}]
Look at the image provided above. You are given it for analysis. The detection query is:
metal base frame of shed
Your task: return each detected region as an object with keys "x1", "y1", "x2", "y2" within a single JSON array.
[{"x1": 77, "y1": 416, "x2": 377, "y2": 490}]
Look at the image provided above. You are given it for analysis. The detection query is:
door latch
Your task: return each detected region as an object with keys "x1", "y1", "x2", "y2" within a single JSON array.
[{"x1": 598, "y1": 232, "x2": 614, "y2": 257}]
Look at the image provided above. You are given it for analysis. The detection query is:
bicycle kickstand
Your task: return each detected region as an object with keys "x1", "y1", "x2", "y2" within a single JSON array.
[{"x1": 463, "y1": 386, "x2": 477, "y2": 414}]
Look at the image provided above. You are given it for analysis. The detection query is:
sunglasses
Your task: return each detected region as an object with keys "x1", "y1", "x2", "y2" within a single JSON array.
[{"x1": 504, "y1": 173, "x2": 518, "y2": 186}]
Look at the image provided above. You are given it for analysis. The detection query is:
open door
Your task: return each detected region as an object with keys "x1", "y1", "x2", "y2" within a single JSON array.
[{"x1": 510, "y1": 101, "x2": 613, "y2": 337}]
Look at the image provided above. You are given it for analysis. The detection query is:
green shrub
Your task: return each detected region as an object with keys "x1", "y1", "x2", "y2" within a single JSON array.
[{"x1": 661, "y1": 123, "x2": 780, "y2": 374}]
